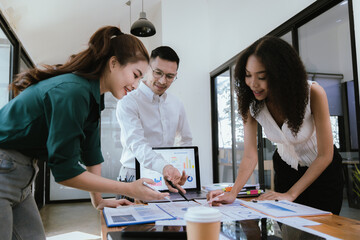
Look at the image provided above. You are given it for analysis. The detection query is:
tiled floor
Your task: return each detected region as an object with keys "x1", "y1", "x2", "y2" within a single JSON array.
[
  {"x1": 40, "y1": 201, "x2": 102, "y2": 240},
  {"x1": 40, "y1": 197, "x2": 360, "y2": 239},
  {"x1": 339, "y1": 198, "x2": 360, "y2": 221}
]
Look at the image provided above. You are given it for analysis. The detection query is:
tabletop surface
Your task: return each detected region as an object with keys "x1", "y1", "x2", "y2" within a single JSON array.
[{"x1": 101, "y1": 210, "x2": 360, "y2": 240}]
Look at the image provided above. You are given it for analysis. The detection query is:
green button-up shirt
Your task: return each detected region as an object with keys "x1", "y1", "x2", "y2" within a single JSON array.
[{"x1": 0, "y1": 73, "x2": 104, "y2": 182}]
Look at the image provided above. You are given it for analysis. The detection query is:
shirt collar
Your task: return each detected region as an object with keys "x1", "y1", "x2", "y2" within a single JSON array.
[{"x1": 139, "y1": 81, "x2": 167, "y2": 103}]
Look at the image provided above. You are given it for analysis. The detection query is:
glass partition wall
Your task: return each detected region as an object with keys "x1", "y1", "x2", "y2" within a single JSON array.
[
  {"x1": 211, "y1": 0, "x2": 359, "y2": 203},
  {"x1": 0, "y1": 12, "x2": 36, "y2": 206},
  {"x1": 0, "y1": 27, "x2": 12, "y2": 109}
]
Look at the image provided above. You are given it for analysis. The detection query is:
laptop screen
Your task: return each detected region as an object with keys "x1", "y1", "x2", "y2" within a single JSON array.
[{"x1": 135, "y1": 146, "x2": 200, "y2": 192}]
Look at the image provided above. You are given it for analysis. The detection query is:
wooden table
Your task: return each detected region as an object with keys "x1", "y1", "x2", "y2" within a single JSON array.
[
  {"x1": 101, "y1": 211, "x2": 360, "y2": 240},
  {"x1": 303, "y1": 215, "x2": 360, "y2": 239}
]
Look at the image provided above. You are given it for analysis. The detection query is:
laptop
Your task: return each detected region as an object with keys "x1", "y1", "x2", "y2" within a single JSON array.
[{"x1": 135, "y1": 146, "x2": 208, "y2": 202}]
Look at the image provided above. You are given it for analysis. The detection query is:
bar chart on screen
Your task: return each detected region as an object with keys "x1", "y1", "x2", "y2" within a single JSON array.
[
  {"x1": 139, "y1": 148, "x2": 198, "y2": 190},
  {"x1": 157, "y1": 149, "x2": 197, "y2": 187}
]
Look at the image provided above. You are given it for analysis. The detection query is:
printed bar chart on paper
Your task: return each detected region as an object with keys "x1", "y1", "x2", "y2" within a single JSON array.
[{"x1": 238, "y1": 200, "x2": 331, "y2": 218}]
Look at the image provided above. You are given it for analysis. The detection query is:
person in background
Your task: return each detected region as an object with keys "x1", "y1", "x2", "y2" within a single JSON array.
[
  {"x1": 208, "y1": 36, "x2": 344, "y2": 214},
  {"x1": 0, "y1": 26, "x2": 169, "y2": 240},
  {"x1": 116, "y1": 46, "x2": 192, "y2": 194}
]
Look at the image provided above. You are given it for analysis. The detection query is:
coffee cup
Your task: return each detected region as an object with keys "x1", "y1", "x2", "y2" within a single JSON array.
[{"x1": 184, "y1": 206, "x2": 222, "y2": 240}]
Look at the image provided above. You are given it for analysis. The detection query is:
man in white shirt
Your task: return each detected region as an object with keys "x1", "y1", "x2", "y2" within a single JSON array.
[{"x1": 116, "y1": 46, "x2": 193, "y2": 194}]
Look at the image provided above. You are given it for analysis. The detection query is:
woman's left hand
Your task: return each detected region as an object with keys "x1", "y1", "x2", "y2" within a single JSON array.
[
  {"x1": 95, "y1": 198, "x2": 134, "y2": 210},
  {"x1": 257, "y1": 191, "x2": 296, "y2": 202}
]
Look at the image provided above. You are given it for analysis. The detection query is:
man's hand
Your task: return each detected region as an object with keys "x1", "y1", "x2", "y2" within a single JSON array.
[{"x1": 163, "y1": 164, "x2": 187, "y2": 193}]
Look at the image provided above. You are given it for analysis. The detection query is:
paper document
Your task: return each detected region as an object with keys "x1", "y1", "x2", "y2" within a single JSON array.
[
  {"x1": 103, "y1": 204, "x2": 175, "y2": 227},
  {"x1": 152, "y1": 199, "x2": 265, "y2": 224},
  {"x1": 196, "y1": 199, "x2": 266, "y2": 221},
  {"x1": 150, "y1": 201, "x2": 201, "y2": 220},
  {"x1": 239, "y1": 200, "x2": 332, "y2": 218},
  {"x1": 275, "y1": 217, "x2": 321, "y2": 227}
]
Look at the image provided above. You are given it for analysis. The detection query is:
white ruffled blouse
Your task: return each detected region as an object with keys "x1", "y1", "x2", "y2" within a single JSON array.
[{"x1": 250, "y1": 81, "x2": 317, "y2": 170}]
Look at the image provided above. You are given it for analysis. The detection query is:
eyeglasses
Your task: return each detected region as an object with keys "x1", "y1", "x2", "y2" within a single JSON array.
[{"x1": 150, "y1": 66, "x2": 177, "y2": 82}]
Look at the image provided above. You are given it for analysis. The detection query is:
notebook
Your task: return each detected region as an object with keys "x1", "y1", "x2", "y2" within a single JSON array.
[{"x1": 135, "y1": 146, "x2": 208, "y2": 202}]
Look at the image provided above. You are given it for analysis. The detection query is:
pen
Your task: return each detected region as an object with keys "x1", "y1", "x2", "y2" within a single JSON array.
[
  {"x1": 166, "y1": 179, "x2": 189, "y2": 201},
  {"x1": 142, "y1": 182, "x2": 172, "y2": 202},
  {"x1": 207, "y1": 192, "x2": 225, "y2": 205}
]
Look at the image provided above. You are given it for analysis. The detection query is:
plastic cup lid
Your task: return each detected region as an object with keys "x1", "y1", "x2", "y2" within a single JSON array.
[{"x1": 184, "y1": 206, "x2": 222, "y2": 223}]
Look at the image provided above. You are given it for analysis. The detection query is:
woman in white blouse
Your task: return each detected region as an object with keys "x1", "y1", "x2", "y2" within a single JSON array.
[{"x1": 208, "y1": 36, "x2": 344, "y2": 214}]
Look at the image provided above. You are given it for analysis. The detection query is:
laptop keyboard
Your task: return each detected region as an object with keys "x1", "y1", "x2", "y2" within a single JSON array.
[{"x1": 169, "y1": 191, "x2": 207, "y2": 201}]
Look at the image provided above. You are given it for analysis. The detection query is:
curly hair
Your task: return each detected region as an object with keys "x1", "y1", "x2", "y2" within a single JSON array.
[{"x1": 234, "y1": 36, "x2": 308, "y2": 136}]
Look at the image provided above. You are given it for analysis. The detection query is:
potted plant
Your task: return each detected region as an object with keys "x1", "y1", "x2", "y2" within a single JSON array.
[
  {"x1": 353, "y1": 164, "x2": 360, "y2": 198},
  {"x1": 348, "y1": 164, "x2": 360, "y2": 209}
]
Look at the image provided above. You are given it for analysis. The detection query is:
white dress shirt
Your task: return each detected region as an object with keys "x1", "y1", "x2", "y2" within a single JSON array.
[{"x1": 116, "y1": 81, "x2": 193, "y2": 174}]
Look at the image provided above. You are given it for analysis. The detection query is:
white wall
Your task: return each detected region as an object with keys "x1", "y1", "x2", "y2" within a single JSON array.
[
  {"x1": 161, "y1": 0, "x2": 212, "y2": 185},
  {"x1": 138, "y1": 1, "x2": 163, "y2": 55},
  {"x1": 207, "y1": 0, "x2": 316, "y2": 70},
  {"x1": 160, "y1": 0, "x2": 316, "y2": 185}
]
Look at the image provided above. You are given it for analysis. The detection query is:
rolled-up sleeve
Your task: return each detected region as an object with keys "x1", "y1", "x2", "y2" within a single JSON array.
[{"x1": 44, "y1": 83, "x2": 100, "y2": 182}]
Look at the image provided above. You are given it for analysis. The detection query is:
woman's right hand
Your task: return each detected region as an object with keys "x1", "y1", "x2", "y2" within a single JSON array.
[
  {"x1": 127, "y1": 178, "x2": 170, "y2": 201},
  {"x1": 207, "y1": 189, "x2": 237, "y2": 206}
]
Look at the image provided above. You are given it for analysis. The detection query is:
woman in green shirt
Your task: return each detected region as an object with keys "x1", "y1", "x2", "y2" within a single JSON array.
[{"x1": 0, "y1": 26, "x2": 169, "y2": 240}]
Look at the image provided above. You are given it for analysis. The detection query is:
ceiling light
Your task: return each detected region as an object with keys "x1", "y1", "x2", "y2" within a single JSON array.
[{"x1": 130, "y1": 0, "x2": 156, "y2": 37}]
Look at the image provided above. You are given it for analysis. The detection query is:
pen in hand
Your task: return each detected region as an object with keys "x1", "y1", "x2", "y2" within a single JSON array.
[
  {"x1": 142, "y1": 182, "x2": 172, "y2": 202},
  {"x1": 166, "y1": 179, "x2": 189, "y2": 201},
  {"x1": 207, "y1": 192, "x2": 225, "y2": 206}
]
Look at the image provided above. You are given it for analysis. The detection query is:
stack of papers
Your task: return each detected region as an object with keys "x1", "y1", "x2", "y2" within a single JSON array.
[
  {"x1": 202, "y1": 183, "x2": 263, "y2": 197},
  {"x1": 202, "y1": 183, "x2": 260, "y2": 192}
]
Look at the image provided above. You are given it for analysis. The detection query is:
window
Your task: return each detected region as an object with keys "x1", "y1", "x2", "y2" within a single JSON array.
[
  {"x1": 298, "y1": 0, "x2": 356, "y2": 156},
  {"x1": 212, "y1": 68, "x2": 257, "y2": 185},
  {"x1": 100, "y1": 93, "x2": 123, "y2": 186}
]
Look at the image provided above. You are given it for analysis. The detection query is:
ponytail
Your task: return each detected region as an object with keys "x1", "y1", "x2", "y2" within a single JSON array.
[{"x1": 10, "y1": 26, "x2": 149, "y2": 96}]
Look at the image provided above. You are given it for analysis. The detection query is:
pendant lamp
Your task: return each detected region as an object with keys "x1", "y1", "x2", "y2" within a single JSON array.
[{"x1": 130, "y1": 0, "x2": 156, "y2": 37}]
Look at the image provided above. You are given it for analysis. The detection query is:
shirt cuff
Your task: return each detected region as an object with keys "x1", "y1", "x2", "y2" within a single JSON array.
[
  {"x1": 50, "y1": 160, "x2": 86, "y2": 182},
  {"x1": 151, "y1": 159, "x2": 169, "y2": 175}
]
